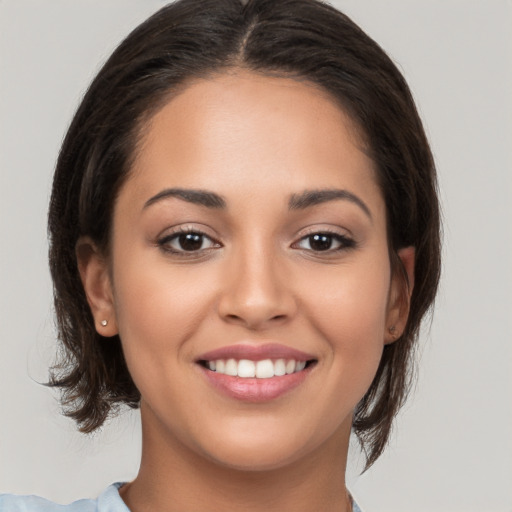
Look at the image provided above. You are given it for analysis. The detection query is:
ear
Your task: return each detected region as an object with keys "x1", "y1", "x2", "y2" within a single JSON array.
[
  {"x1": 384, "y1": 246, "x2": 415, "y2": 344},
  {"x1": 76, "y1": 237, "x2": 118, "y2": 337}
]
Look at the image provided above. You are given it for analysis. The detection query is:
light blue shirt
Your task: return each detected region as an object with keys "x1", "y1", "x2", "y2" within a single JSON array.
[
  {"x1": 0, "y1": 483, "x2": 128, "y2": 512},
  {"x1": 0, "y1": 483, "x2": 362, "y2": 511}
]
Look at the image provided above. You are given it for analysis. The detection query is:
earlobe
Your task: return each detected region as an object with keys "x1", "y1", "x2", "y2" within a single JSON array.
[
  {"x1": 76, "y1": 237, "x2": 118, "y2": 337},
  {"x1": 385, "y1": 246, "x2": 415, "y2": 344}
]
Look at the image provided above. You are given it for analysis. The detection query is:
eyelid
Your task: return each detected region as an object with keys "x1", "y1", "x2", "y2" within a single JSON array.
[
  {"x1": 294, "y1": 224, "x2": 353, "y2": 241},
  {"x1": 156, "y1": 223, "x2": 218, "y2": 241}
]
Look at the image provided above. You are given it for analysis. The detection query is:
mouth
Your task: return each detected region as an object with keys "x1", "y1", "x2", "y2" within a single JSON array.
[
  {"x1": 196, "y1": 343, "x2": 318, "y2": 402},
  {"x1": 198, "y1": 358, "x2": 316, "y2": 378}
]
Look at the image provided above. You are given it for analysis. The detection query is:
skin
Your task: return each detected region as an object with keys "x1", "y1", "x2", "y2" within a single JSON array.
[{"x1": 78, "y1": 70, "x2": 414, "y2": 512}]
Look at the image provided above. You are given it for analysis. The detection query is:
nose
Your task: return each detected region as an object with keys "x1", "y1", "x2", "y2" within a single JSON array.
[{"x1": 217, "y1": 245, "x2": 297, "y2": 331}]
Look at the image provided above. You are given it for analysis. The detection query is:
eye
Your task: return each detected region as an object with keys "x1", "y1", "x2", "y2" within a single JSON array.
[
  {"x1": 295, "y1": 232, "x2": 355, "y2": 252},
  {"x1": 158, "y1": 230, "x2": 219, "y2": 254}
]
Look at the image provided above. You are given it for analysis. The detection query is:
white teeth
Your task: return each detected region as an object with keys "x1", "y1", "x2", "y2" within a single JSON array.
[
  {"x1": 207, "y1": 358, "x2": 309, "y2": 378},
  {"x1": 225, "y1": 358, "x2": 238, "y2": 376},
  {"x1": 255, "y1": 359, "x2": 274, "y2": 379},
  {"x1": 274, "y1": 359, "x2": 286, "y2": 376},
  {"x1": 237, "y1": 359, "x2": 256, "y2": 378}
]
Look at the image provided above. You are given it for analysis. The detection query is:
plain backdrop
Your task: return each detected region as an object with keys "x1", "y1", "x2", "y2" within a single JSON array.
[{"x1": 1, "y1": 1, "x2": 511, "y2": 511}]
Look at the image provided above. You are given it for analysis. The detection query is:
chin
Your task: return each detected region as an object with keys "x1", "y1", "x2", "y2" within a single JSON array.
[
  {"x1": 204, "y1": 443, "x2": 307, "y2": 473},
  {"x1": 194, "y1": 419, "x2": 339, "y2": 473}
]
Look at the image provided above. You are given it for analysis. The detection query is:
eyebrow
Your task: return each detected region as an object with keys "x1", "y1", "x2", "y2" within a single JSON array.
[
  {"x1": 143, "y1": 188, "x2": 226, "y2": 210},
  {"x1": 288, "y1": 189, "x2": 372, "y2": 219},
  {"x1": 143, "y1": 186, "x2": 371, "y2": 219}
]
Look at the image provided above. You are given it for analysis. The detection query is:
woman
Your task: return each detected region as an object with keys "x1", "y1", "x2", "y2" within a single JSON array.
[{"x1": 1, "y1": 0, "x2": 440, "y2": 510}]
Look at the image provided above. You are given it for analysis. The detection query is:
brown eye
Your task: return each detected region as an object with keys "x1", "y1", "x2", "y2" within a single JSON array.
[
  {"x1": 177, "y1": 233, "x2": 204, "y2": 251},
  {"x1": 309, "y1": 234, "x2": 334, "y2": 251},
  {"x1": 296, "y1": 232, "x2": 355, "y2": 252},
  {"x1": 158, "y1": 231, "x2": 218, "y2": 253}
]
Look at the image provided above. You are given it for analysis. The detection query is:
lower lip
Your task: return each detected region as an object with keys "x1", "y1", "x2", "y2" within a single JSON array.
[{"x1": 200, "y1": 365, "x2": 313, "y2": 402}]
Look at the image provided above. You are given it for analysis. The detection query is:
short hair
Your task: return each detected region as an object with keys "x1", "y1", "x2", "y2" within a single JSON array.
[{"x1": 48, "y1": 0, "x2": 441, "y2": 469}]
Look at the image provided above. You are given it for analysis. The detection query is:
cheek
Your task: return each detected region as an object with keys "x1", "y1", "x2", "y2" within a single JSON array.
[
  {"x1": 111, "y1": 256, "x2": 214, "y2": 376},
  {"x1": 302, "y1": 256, "x2": 391, "y2": 380}
]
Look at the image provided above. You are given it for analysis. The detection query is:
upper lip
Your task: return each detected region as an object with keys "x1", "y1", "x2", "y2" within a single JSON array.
[{"x1": 197, "y1": 343, "x2": 316, "y2": 362}]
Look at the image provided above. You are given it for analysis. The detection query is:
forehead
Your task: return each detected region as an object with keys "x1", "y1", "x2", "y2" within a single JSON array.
[{"x1": 125, "y1": 70, "x2": 381, "y2": 213}]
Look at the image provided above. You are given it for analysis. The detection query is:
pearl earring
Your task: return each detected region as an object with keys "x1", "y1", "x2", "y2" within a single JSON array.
[{"x1": 101, "y1": 320, "x2": 108, "y2": 327}]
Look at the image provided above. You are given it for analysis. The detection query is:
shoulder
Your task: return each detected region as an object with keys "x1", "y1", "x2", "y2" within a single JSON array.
[
  {"x1": 0, "y1": 494, "x2": 95, "y2": 512},
  {"x1": 352, "y1": 501, "x2": 363, "y2": 512},
  {"x1": 349, "y1": 492, "x2": 364, "y2": 512},
  {"x1": 0, "y1": 483, "x2": 129, "y2": 512}
]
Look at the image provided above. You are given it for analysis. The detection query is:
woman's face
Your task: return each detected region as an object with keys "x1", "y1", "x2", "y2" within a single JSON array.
[{"x1": 88, "y1": 70, "x2": 410, "y2": 471}]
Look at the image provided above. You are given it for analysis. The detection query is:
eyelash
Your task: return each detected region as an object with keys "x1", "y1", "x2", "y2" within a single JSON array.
[
  {"x1": 292, "y1": 229, "x2": 356, "y2": 253},
  {"x1": 157, "y1": 227, "x2": 220, "y2": 256},
  {"x1": 156, "y1": 228, "x2": 356, "y2": 256}
]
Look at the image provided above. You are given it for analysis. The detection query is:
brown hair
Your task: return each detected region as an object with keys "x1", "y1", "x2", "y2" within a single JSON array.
[{"x1": 48, "y1": 0, "x2": 441, "y2": 469}]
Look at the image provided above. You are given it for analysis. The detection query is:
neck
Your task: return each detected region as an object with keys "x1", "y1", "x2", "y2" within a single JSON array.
[{"x1": 120, "y1": 404, "x2": 353, "y2": 512}]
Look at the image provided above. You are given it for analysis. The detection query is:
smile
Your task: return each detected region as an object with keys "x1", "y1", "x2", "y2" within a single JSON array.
[
  {"x1": 202, "y1": 358, "x2": 309, "y2": 378},
  {"x1": 197, "y1": 343, "x2": 317, "y2": 402}
]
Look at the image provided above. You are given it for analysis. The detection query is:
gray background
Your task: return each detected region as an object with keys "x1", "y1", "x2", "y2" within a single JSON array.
[{"x1": 1, "y1": 1, "x2": 511, "y2": 510}]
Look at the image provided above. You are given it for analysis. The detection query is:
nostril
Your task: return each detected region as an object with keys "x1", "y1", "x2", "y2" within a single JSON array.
[{"x1": 218, "y1": 292, "x2": 296, "y2": 329}]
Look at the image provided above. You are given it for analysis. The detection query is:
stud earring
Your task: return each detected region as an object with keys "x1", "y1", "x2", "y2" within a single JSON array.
[
  {"x1": 101, "y1": 320, "x2": 108, "y2": 327},
  {"x1": 389, "y1": 325, "x2": 397, "y2": 335}
]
